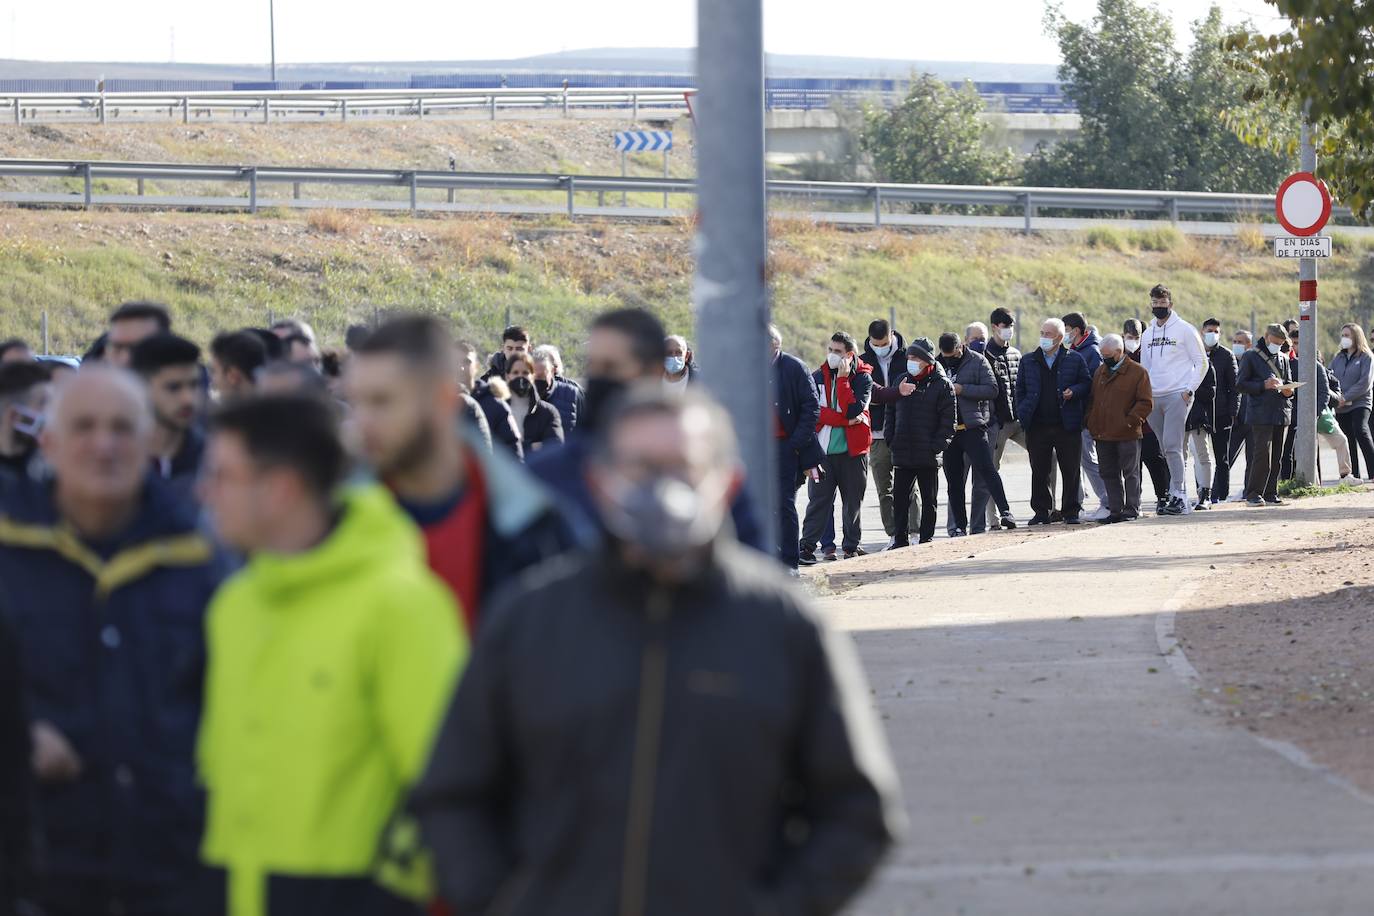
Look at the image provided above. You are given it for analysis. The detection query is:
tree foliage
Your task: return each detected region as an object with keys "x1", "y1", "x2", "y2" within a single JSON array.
[
  {"x1": 859, "y1": 74, "x2": 1019, "y2": 186},
  {"x1": 1026, "y1": 0, "x2": 1294, "y2": 193},
  {"x1": 1226, "y1": 0, "x2": 1374, "y2": 221}
]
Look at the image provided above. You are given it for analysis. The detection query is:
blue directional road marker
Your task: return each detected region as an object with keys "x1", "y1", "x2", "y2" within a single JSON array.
[{"x1": 614, "y1": 130, "x2": 674, "y2": 153}]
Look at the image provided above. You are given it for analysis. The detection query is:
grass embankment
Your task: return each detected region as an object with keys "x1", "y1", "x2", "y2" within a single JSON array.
[{"x1": 1, "y1": 207, "x2": 1371, "y2": 371}]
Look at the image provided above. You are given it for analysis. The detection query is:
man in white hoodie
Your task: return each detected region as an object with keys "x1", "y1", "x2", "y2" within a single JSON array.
[{"x1": 1140, "y1": 284, "x2": 1209, "y2": 516}]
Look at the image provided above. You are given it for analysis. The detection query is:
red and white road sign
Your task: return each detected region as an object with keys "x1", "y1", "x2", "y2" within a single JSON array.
[{"x1": 1275, "y1": 172, "x2": 1332, "y2": 237}]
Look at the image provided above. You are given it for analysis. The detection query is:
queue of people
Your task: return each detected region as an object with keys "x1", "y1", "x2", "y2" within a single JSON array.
[{"x1": 0, "y1": 301, "x2": 903, "y2": 916}]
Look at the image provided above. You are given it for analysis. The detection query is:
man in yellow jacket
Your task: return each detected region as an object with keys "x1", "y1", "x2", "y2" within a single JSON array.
[{"x1": 196, "y1": 393, "x2": 466, "y2": 916}]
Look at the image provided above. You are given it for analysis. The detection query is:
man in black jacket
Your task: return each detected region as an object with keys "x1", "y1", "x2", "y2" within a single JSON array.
[
  {"x1": 414, "y1": 388, "x2": 905, "y2": 916},
  {"x1": 860, "y1": 318, "x2": 918, "y2": 547},
  {"x1": 1184, "y1": 347, "x2": 1218, "y2": 510},
  {"x1": 770, "y1": 325, "x2": 824, "y2": 572},
  {"x1": 0, "y1": 611, "x2": 30, "y2": 916},
  {"x1": 977, "y1": 308, "x2": 1027, "y2": 530},
  {"x1": 1201, "y1": 318, "x2": 1241, "y2": 503},
  {"x1": 937, "y1": 333, "x2": 1018, "y2": 535},
  {"x1": 1237, "y1": 324, "x2": 1295, "y2": 506}
]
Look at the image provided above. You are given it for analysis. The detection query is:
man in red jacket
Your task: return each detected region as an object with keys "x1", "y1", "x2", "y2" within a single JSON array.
[{"x1": 800, "y1": 331, "x2": 874, "y2": 563}]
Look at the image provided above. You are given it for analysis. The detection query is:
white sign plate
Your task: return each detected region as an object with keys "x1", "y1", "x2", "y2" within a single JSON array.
[{"x1": 1274, "y1": 236, "x2": 1332, "y2": 259}]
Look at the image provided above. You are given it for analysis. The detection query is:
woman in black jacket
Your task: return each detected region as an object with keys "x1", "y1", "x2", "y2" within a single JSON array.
[
  {"x1": 505, "y1": 353, "x2": 564, "y2": 456},
  {"x1": 883, "y1": 340, "x2": 956, "y2": 546}
]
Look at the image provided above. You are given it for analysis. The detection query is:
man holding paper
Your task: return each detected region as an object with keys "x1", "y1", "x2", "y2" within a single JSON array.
[{"x1": 1237, "y1": 324, "x2": 1298, "y2": 506}]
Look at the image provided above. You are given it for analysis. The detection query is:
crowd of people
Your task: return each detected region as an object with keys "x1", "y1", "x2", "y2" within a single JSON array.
[
  {"x1": 0, "y1": 301, "x2": 904, "y2": 916},
  {"x1": 771, "y1": 284, "x2": 1374, "y2": 570}
]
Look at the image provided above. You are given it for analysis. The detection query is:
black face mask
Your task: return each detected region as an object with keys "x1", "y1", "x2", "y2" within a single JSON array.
[
  {"x1": 580, "y1": 376, "x2": 627, "y2": 433},
  {"x1": 509, "y1": 376, "x2": 533, "y2": 398},
  {"x1": 535, "y1": 379, "x2": 551, "y2": 399},
  {"x1": 1152, "y1": 306, "x2": 1171, "y2": 321}
]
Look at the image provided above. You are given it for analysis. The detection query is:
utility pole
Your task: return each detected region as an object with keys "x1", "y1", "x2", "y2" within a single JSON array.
[
  {"x1": 693, "y1": 0, "x2": 776, "y2": 554},
  {"x1": 269, "y1": 0, "x2": 277, "y2": 83},
  {"x1": 1295, "y1": 109, "x2": 1318, "y2": 486}
]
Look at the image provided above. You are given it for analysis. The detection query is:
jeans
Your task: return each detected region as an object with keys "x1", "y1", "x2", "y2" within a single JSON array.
[
  {"x1": 869, "y1": 437, "x2": 920, "y2": 538},
  {"x1": 1096, "y1": 438, "x2": 1142, "y2": 516},
  {"x1": 1210, "y1": 426, "x2": 1234, "y2": 498},
  {"x1": 1187, "y1": 428, "x2": 1215, "y2": 496},
  {"x1": 1147, "y1": 391, "x2": 1191, "y2": 501},
  {"x1": 1026, "y1": 423, "x2": 1083, "y2": 518},
  {"x1": 944, "y1": 426, "x2": 1011, "y2": 532},
  {"x1": 1079, "y1": 427, "x2": 1109, "y2": 507},
  {"x1": 801, "y1": 452, "x2": 869, "y2": 554},
  {"x1": 1247, "y1": 424, "x2": 1286, "y2": 500},
  {"x1": 1336, "y1": 407, "x2": 1374, "y2": 478},
  {"x1": 974, "y1": 419, "x2": 1025, "y2": 531},
  {"x1": 893, "y1": 465, "x2": 940, "y2": 545}
]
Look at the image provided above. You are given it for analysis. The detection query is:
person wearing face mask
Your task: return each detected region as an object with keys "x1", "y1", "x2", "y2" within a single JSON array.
[
  {"x1": 1015, "y1": 318, "x2": 1092, "y2": 525},
  {"x1": 528, "y1": 308, "x2": 764, "y2": 554},
  {"x1": 799, "y1": 332, "x2": 874, "y2": 563},
  {"x1": 936, "y1": 332, "x2": 1017, "y2": 536},
  {"x1": 769, "y1": 325, "x2": 824, "y2": 573},
  {"x1": 980, "y1": 308, "x2": 1028, "y2": 530},
  {"x1": 662, "y1": 335, "x2": 698, "y2": 393},
  {"x1": 883, "y1": 339, "x2": 955, "y2": 546},
  {"x1": 860, "y1": 318, "x2": 918, "y2": 549},
  {"x1": 1182, "y1": 338, "x2": 1218, "y2": 511},
  {"x1": 1062, "y1": 312, "x2": 1110, "y2": 521},
  {"x1": 1086, "y1": 334, "x2": 1154, "y2": 523},
  {"x1": 413, "y1": 389, "x2": 905, "y2": 916},
  {"x1": 1224, "y1": 329, "x2": 1255, "y2": 493},
  {"x1": 504, "y1": 352, "x2": 564, "y2": 454},
  {"x1": 1196, "y1": 318, "x2": 1240, "y2": 505},
  {"x1": 1123, "y1": 318, "x2": 1170, "y2": 512},
  {"x1": 1139, "y1": 285, "x2": 1208, "y2": 517},
  {"x1": 0, "y1": 361, "x2": 51, "y2": 491},
  {"x1": 1237, "y1": 324, "x2": 1296, "y2": 506},
  {"x1": 1331, "y1": 323, "x2": 1374, "y2": 481},
  {"x1": 531, "y1": 345, "x2": 583, "y2": 433}
]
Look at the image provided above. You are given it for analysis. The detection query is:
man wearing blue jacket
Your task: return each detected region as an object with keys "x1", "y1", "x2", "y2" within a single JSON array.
[
  {"x1": 1064, "y1": 313, "x2": 1110, "y2": 520},
  {"x1": 0, "y1": 367, "x2": 229, "y2": 916},
  {"x1": 1016, "y1": 318, "x2": 1093, "y2": 525},
  {"x1": 769, "y1": 325, "x2": 823, "y2": 571}
]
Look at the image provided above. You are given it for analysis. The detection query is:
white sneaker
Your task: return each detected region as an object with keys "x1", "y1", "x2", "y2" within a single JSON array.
[
  {"x1": 1340, "y1": 474, "x2": 1364, "y2": 485},
  {"x1": 885, "y1": 536, "x2": 897, "y2": 551},
  {"x1": 1088, "y1": 506, "x2": 1112, "y2": 521}
]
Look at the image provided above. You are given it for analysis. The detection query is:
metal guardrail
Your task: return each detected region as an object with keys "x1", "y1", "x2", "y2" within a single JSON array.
[{"x1": 0, "y1": 157, "x2": 1352, "y2": 231}]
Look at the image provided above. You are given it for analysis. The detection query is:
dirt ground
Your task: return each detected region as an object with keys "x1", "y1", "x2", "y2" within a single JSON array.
[{"x1": 1175, "y1": 496, "x2": 1374, "y2": 794}]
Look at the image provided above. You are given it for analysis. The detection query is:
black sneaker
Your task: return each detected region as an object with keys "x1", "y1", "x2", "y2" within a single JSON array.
[
  {"x1": 798, "y1": 551, "x2": 818, "y2": 566},
  {"x1": 1160, "y1": 497, "x2": 1185, "y2": 516},
  {"x1": 949, "y1": 529, "x2": 967, "y2": 538},
  {"x1": 1101, "y1": 513, "x2": 1126, "y2": 524},
  {"x1": 999, "y1": 513, "x2": 1018, "y2": 530},
  {"x1": 843, "y1": 546, "x2": 868, "y2": 559},
  {"x1": 1064, "y1": 515, "x2": 1082, "y2": 525},
  {"x1": 1155, "y1": 497, "x2": 1169, "y2": 514},
  {"x1": 1121, "y1": 510, "x2": 1139, "y2": 521},
  {"x1": 1028, "y1": 513, "x2": 1052, "y2": 526},
  {"x1": 1264, "y1": 497, "x2": 1286, "y2": 506},
  {"x1": 987, "y1": 518, "x2": 1003, "y2": 531},
  {"x1": 1050, "y1": 510, "x2": 1064, "y2": 523},
  {"x1": 1246, "y1": 496, "x2": 1264, "y2": 507},
  {"x1": 823, "y1": 548, "x2": 839, "y2": 562}
]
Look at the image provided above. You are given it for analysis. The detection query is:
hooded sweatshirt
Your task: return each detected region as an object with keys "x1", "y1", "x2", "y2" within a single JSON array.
[{"x1": 1140, "y1": 312, "x2": 1208, "y2": 397}]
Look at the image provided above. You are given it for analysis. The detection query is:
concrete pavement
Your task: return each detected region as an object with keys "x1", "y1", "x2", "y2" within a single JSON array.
[{"x1": 811, "y1": 494, "x2": 1374, "y2": 915}]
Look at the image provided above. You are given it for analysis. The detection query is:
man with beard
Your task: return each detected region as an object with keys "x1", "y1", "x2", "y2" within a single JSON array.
[
  {"x1": 348, "y1": 315, "x2": 572, "y2": 632},
  {"x1": 131, "y1": 333, "x2": 206, "y2": 500},
  {"x1": 413, "y1": 389, "x2": 904, "y2": 916},
  {"x1": 0, "y1": 362, "x2": 51, "y2": 489},
  {"x1": 527, "y1": 307, "x2": 764, "y2": 553}
]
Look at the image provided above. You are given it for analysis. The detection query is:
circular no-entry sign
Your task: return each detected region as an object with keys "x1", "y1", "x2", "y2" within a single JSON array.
[{"x1": 1275, "y1": 172, "x2": 1332, "y2": 237}]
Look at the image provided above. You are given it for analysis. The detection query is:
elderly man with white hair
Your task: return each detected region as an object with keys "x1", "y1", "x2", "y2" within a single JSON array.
[
  {"x1": 662, "y1": 334, "x2": 697, "y2": 393},
  {"x1": 1085, "y1": 333, "x2": 1155, "y2": 523},
  {"x1": 0, "y1": 365, "x2": 228, "y2": 916},
  {"x1": 1014, "y1": 317, "x2": 1093, "y2": 525},
  {"x1": 531, "y1": 344, "x2": 585, "y2": 433}
]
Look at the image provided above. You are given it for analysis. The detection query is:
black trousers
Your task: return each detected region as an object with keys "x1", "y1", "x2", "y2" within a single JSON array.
[
  {"x1": 893, "y1": 465, "x2": 940, "y2": 545},
  {"x1": 1140, "y1": 428, "x2": 1170, "y2": 501},
  {"x1": 1209, "y1": 426, "x2": 1233, "y2": 498},
  {"x1": 801, "y1": 452, "x2": 868, "y2": 553},
  {"x1": 1280, "y1": 420, "x2": 1297, "y2": 481},
  {"x1": 1337, "y1": 407, "x2": 1374, "y2": 478},
  {"x1": 32, "y1": 867, "x2": 226, "y2": 916},
  {"x1": 1226, "y1": 421, "x2": 1252, "y2": 474},
  {"x1": 1026, "y1": 423, "x2": 1083, "y2": 517},
  {"x1": 1247, "y1": 424, "x2": 1286, "y2": 500},
  {"x1": 777, "y1": 442, "x2": 803, "y2": 568},
  {"x1": 943, "y1": 427, "x2": 1010, "y2": 531}
]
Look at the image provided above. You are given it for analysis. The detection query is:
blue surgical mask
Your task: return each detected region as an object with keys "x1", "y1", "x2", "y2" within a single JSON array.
[
  {"x1": 664, "y1": 356, "x2": 686, "y2": 375},
  {"x1": 872, "y1": 341, "x2": 894, "y2": 358},
  {"x1": 907, "y1": 359, "x2": 924, "y2": 375},
  {"x1": 1203, "y1": 332, "x2": 1220, "y2": 348},
  {"x1": 1232, "y1": 343, "x2": 1246, "y2": 358},
  {"x1": 1039, "y1": 337, "x2": 1055, "y2": 352},
  {"x1": 1267, "y1": 342, "x2": 1282, "y2": 355}
]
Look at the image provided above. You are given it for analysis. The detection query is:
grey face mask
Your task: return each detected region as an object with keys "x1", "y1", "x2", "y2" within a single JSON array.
[{"x1": 599, "y1": 474, "x2": 728, "y2": 559}]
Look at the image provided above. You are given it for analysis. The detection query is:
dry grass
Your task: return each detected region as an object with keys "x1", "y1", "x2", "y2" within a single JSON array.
[
  {"x1": 305, "y1": 208, "x2": 364, "y2": 237},
  {"x1": 1166, "y1": 237, "x2": 1231, "y2": 274},
  {"x1": 1234, "y1": 222, "x2": 1269, "y2": 254}
]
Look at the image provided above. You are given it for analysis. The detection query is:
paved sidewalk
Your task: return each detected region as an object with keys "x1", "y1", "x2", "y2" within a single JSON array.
[{"x1": 811, "y1": 495, "x2": 1374, "y2": 915}]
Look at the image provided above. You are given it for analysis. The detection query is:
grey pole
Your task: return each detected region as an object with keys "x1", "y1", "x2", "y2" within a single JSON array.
[
  {"x1": 693, "y1": 0, "x2": 776, "y2": 556},
  {"x1": 269, "y1": 0, "x2": 277, "y2": 82},
  {"x1": 1295, "y1": 111, "x2": 1319, "y2": 486}
]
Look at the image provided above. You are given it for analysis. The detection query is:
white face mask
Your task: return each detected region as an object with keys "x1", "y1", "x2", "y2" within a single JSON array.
[
  {"x1": 907, "y1": 359, "x2": 924, "y2": 375},
  {"x1": 1341, "y1": 336, "x2": 1354, "y2": 350},
  {"x1": 1231, "y1": 343, "x2": 1246, "y2": 358},
  {"x1": 1267, "y1": 341, "x2": 1282, "y2": 355},
  {"x1": 1039, "y1": 337, "x2": 1055, "y2": 352},
  {"x1": 872, "y1": 341, "x2": 894, "y2": 358},
  {"x1": 1203, "y1": 332, "x2": 1219, "y2": 347},
  {"x1": 1124, "y1": 338, "x2": 1140, "y2": 353},
  {"x1": 826, "y1": 352, "x2": 843, "y2": 370},
  {"x1": 998, "y1": 327, "x2": 1014, "y2": 342}
]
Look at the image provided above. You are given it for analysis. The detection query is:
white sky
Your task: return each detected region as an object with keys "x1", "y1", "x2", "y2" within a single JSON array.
[{"x1": 1, "y1": 0, "x2": 1286, "y2": 66}]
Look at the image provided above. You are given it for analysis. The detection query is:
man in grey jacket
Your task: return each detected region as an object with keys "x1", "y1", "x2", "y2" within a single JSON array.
[
  {"x1": 414, "y1": 388, "x2": 905, "y2": 916},
  {"x1": 938, "y1": 333, "x2": 1018, "y2": 535}
]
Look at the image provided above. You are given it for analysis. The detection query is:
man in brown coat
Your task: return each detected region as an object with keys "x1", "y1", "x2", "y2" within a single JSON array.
[{"x1": 1086, "y1": 333, "x2": 1154, "y2": 523}]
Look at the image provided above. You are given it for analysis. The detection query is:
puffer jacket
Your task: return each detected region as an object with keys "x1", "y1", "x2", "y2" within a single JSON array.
[
  {"x1": 941, "y1": 349, "x2": 998, "y2": 429},
  {"x1": 1015, "y1": 346, "x2": 1093, "y2": 433},
  {"x1": 1185, "y1": 358, "x2": 1218, "y2": 432},
  {"x1": 861, "y1": 332, "x2": 907, "y2": 435},
  {"x1": 1207, "y1": 345, "x2": 1241, "y2": 430},
  {"x1": 882, "y1": 366, "x2": 956, "y2": 469},
  {"x1": 983, "y1": 339, "x2": 1021, "y2": 425},
  {"x1": 0, "y1": 475, "x2": 230, "y2": 912},
  {"x1": 1237, "y1": 346, "x2": 1293, "y2": 427},
  {"x1": 412, "y1": 542, "x2": 906, "y2": 916}
]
